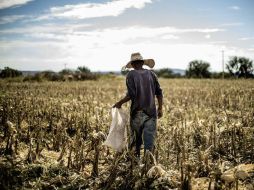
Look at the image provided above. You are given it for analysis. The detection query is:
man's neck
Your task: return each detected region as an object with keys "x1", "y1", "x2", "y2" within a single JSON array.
[{"x1": 134, "y1": 67, "x2": 144, "y2": 70}]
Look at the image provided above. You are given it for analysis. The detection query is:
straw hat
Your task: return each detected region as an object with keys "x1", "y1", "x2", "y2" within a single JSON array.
[{"x1": 125, "y1": 52, "x2": 155, "y2": 69}]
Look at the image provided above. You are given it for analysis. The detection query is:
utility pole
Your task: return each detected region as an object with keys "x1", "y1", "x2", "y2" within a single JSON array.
[
  {"x1": 222, "y1": 50, "x2": 224, "y2": 79},
  {"x1": 64, "y1": 63, "x2": 67, "y2": 70}
]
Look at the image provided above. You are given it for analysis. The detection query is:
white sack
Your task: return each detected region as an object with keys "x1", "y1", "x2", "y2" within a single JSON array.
[{"x1": 103, "y1": 108, "x2": 128, "y2": 152}]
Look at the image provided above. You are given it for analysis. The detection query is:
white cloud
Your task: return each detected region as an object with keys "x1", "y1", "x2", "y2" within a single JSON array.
[
  {"x1": 161, "y1": 34, "x2": 179, "y2": 40},
  {"x1": 0, "y1": 23, "x2": 234, "y2": 72},
  {"x1": 220, "y1": 22, "x2": 244, "y2": 27},
  {"x1": 49, "y1": 0, "x2": 152, "y2": 19},
  {"x1": 0, "y1": 23, "x2": 91, "y2": 35},
  {"x1": 1, "y1": 37, "x2": 253, "y2": 72},
  {"x1": 0, "y1": 24, "x2": 224, "y2": 36},
  {"x1": 175, "y1": 28, "x2": 224, "y2": 33},
  {"x1": 209, "y1": 41, "x2": 228, "y2": 45},
  {"x1": 0, "y1": 15, "x2": 26, "y2": 24},
  {"x1": 0, "y1": 39, "x2": 70, "y2": 70},
  {"x1": 11, "y1": 0, "x2": 152, "y2": 22},
  {"x1": 205, "y1": 34, "x2": 211, "y2": 39},
  {"x1": 228, "y1": 6, "x2": 240, "y2": 10},
  {"x1": 0, "y1": 25, "x2": 224, "y2": 59},
  {"x1": 0, "y1": 0, "x2": 33, "y2": 9},
  {"x1": 28, "y1": 33, "x2": 67, "y2": 41},
  {"x1": 239, "y1": 37, "x2": 254, "y2": 41}
]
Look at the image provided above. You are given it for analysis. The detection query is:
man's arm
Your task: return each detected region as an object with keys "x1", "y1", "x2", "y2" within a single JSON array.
[
  {"x1": 113, "y1": 94, "x2": 131, "y2": 108},
  {"x1": 151, "y1": 71, "x2": 163, "y2": 118},
  {"x1": 113, "y1": 71, "x2": 133, "y2": 108},
  {"x1": 157, "y1": 95, "x2": 163, "y2": 118}
]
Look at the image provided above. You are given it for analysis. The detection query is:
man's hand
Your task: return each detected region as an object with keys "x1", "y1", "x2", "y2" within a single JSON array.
[
  {"x1": 113, "y1": 101, "x2": 122, "y2": 109},
  {"x1": 157, "y1": 108, "x2": 163, "y2": 118},
  {"x1": 156, "y1": 95, "x2": 163, "y2": 119},
  {"x1": 113, "y1": 95, "x2": 131, "y2": 109}
]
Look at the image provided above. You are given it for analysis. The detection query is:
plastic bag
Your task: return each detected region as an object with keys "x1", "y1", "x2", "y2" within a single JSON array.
[{"x1": 103, "y1": 108, "x2": 128, "y2": 152}]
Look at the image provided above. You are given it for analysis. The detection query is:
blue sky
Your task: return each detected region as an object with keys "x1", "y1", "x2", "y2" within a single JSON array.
[{"x1": 0, "y1": 0, "x2": 253, "y2": 72}]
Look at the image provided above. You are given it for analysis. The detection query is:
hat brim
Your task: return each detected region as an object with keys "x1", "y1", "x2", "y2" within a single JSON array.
[{"x1": 125, "y1": 59, "x2": 155, "y2": 69}]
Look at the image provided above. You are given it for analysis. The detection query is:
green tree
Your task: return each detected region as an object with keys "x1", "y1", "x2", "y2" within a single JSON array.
[
  {"x1": 77, "y1": 66, "x2": 91, "y2": 73},
  {"x1": 186, "y1": 60, "x2": 211, "y2": 78},
  {"x1": 0, "y1": 67, "x2": 22, "y2": 78},
  {"x1": 41, "y1": 70, "x2": 55, "y2": 78},
  {"x1": 59, "y1": 69, "x2": 73, "y2": 75},
  {"x1": 75, "y1": 66, "x2": 99, "y2": 80},
  {"x1": 155, "y1": 68, "x2": 174, "y2": 78},
  {"x1": 226, "y1": 56, "x2": 253, "y2": 78}
]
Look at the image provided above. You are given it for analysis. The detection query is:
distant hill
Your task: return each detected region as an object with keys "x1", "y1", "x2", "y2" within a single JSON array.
[
  {"x1": 170, "y1": 68, "x2": 185, "y2": 76},
  {"x1": 21, "y1": 71, "x2": 40, "y2": 76}
]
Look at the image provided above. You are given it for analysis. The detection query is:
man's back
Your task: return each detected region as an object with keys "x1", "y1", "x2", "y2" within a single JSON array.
[{"x1": 126, "y1": 69, "x2": 162, "y2": 118}]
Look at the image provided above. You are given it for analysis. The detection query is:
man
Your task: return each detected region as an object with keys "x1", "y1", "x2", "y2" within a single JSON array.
[{"x1": 113, "y1": 52, "x2": 163, "y2": 158}]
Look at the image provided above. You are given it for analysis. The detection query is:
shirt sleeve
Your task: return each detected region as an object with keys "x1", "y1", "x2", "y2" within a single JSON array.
[
  {"x1": 151, "y1": 71, "x2": 163, "y2": 97},
  {"x1": 126, "y1": 72, "x2": 136, "y2": 98}
]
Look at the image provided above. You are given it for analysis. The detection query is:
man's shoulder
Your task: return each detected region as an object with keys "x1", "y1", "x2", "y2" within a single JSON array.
[
  {"x1": 126, "y1": 70, "x2": 135, "y2": 78},
  {"x1": 128, "y1": 70, "x2": 135, "y2": 74},
  {"x1": 148, "y1": 70, "x2": 158, "y2": 78},
  {"x1": 127, "y1": 69, "x2": 156, "y2": 78}
]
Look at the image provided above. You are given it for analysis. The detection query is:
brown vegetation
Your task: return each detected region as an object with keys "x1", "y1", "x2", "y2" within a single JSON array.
[{"x1": 0, "y1": 78, "x2": 253, "y2": 189}]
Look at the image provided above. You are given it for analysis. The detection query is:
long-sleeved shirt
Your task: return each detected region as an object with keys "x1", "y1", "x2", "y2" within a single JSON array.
[{"x1": 126, "y1": 69, "x2": 163, "y2": 118}]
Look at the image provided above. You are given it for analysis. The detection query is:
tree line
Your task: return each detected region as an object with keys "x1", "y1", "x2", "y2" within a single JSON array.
[
  {"x1": 0, "y1": 56, "x2": 253, "y2": 80},
  {"x1": 153, "y1": 56, "x2": 253, "y2": 79},
  {"x1": 0, "y1": 66, "x2": 99, "y2": 81},
  {"x1": 185, "y1": 56, "x2": 253, "y2": 79}
]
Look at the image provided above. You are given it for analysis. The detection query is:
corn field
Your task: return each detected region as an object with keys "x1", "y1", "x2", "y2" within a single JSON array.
[{"x1": 0, "y1": 77, "x2": 254, "y2": 190}]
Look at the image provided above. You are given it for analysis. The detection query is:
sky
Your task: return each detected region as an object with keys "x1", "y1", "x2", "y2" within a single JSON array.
[{"x1": 0, "y1": 0, "x2": 253, "y2": 72}]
